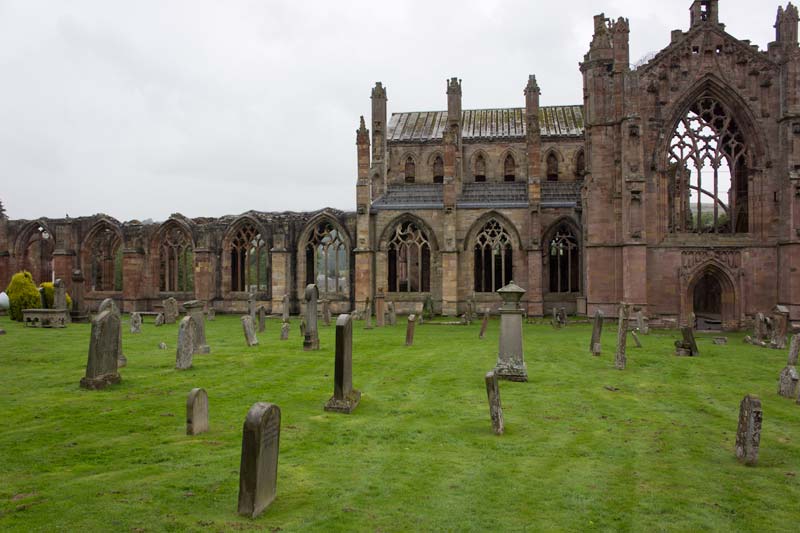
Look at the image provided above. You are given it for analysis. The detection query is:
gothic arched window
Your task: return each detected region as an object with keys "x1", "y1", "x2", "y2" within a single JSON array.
[
  {"x1": 305, "y1": 222, "x2": 348, "y2": 297},
  {"x1": 404, "y1": 157, "x2": 416, "y2": 183},
  {"x1": 575, "y1": 149, "x2": 586, "y2": 178},
  {"x1": 475, "y1": 155, "x2": 486, "y2": 182},
  {"x1": 432, "y1": 156, "x2": 444, "y2": 183},
  {"x1": 549, "y1": 224, "x2": 579, "y2": 293},
  {"x1": 230, "y1": 223, "x2": 268, "y2": 292},
  {"x1": 547, "y1": 152, "x2": 559, "y2": 181},
  {"x1": 474, "y1": 219, "x2": 513, "y2": 293},
  {"x1": 388, "y1": 221, "x2": 430, "y2": 292},
  {"x1": 503, "y1": 155, "x2": 516, "y2": 182},
  {"x1": 668, "y1": 96, "x2": 748, "y2": 233},
  {"x1": 89, "y1": 228, "x2": 123, "y2": 292},
  {"x1": 159, "y1": 226, "x2": 193, "y2": 292}
]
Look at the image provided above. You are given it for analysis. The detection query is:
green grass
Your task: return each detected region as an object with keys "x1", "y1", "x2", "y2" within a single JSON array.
[{"x1": 0, "y1": 313, "x2": 798, "y2": 532}]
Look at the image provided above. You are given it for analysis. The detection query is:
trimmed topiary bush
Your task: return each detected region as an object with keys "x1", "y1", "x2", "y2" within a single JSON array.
[
  {"x1": 39, "y1": 282, "x2": 72, "y2": 310},
  {"x1": 6, "y1": 271, "x2": 41, "y2": 321}
]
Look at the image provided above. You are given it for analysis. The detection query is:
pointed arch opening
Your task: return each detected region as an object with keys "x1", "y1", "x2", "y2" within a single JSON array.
[
  {"x1": 228, "y1": 221, "x2": 269, "y2": 293},
  {"x1": 86, "y1": 225, "x2": 123, "y2": 292},
  {"x1": 687, "y1": 264, "x2": 737, "y2": 330},
  {"x1": 473, "y1": 219, "x2": 513, "y2": 292},
  {"x1": 304, "y1": 220, "x2": 349, "y2": 298},
  {"x1": 547, "y1": 152, "x2": 559, "y2": 181},
  {"x1": 387, "y1": 220, "x2": 430, "y2": 293},
  {"x1": 547, "y1": 222, "x2": 580, "y2": 294},
  {"x1": 158, "y1": 223, "x2": 194, "y2": 293},
  {"x1": 503, "y1": 154, "x2": 516, "y2": 182},
  {"x1": 474, "y1": 154, "x2": 487, "y2": 182},
  {"x1": 432, "y1": 155, "x2": 444, "y2": 183},
  {"x1": 16, "y1": 222, "x2": 54, "y2": 284},
  {"x1": 404, "y1": 157, "x2": 416, "y2": 183},
  {"x1": 575, "y1": 149, "x2": 586, "y2": 178}
]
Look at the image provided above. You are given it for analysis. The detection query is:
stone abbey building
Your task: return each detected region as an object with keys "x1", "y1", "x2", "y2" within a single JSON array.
[{"x1": 2, "y1": 0, "x2": 799, "y2": 329}]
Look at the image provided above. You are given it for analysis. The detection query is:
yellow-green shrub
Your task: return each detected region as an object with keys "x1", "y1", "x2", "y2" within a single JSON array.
[
  {"x1": 6, "y1": 271, "x2": 41, "y2": 321},
  {"x1": 39, "y1": 282, "x2": 73, "y2": 310}
]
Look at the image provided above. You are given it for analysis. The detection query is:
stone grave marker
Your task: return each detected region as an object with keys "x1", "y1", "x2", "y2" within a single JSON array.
[
  {"x1": 155, "y1": 313, "x2": 165, "y2": 326},
  {"x1": 557, "y1": 307, "x2": 567, "y2": 327},
  {"x1": 636, "y1": 309, "x2": 649, "y2": 335},
  {"x1": 735, "y1": 394, "x2": 762, "y2": 466},
  {"x1": 405, "y1": 314, "x2": 416, "y2": 346},
  {"x1": 324, "y1": 314, "x2": 361, "y2": 413},
  {"x1": 771, "y1": 305, "x2": 790, "y2": 349},
  {"x1": 615, "y1": 303, "x2": 629, "y2": 370},
  {"x1": 375, "y1": 290, "x2": 385, "y2": 327},
  {"x1": 247, "y1": 294, "x2": 257, "y2": 321},
  {"x1": 484, "y1": 370, "x2": 504, "y2": 435},
  {"x1": 280, "y1": 321, "x2": 289, "y2": 340},
  {"x1": 242, "y1": 315, "x2": 259, "y2": 347},
  {"x1": 158, "y1": 342, "x2": 167, "y2": 350},
  {"x1": 183, "y1": 300, "x2": 210, "y2": 354},
  {"x1": 387, "y1": 301, "x2": 397, "y2": 326},
  {"x1": 80, "y1": 307, "x2": 122, "y2": 389},
  {"x1": 590, "y1": 309, "x2": 604, "y2": 356},
  {"x1": 713, "y1": 337, "x2": 727, "y2": 345},
  {"x1": 130, "y1": 312, "x2": 142, "y2": 334},
  {"x1": 364, "y1": 297, "x2": 373, "y2": 330},
  {"x1": 479, "y1": 310, "x2": 490, "y2": 339},
  {"x1": 494, "y1": 282, "x2": 528, "y2": 382},
  {"x1": 321, "y1": 299, "x2": 331, "y2": 327},
  {"x1": 302, "y1": 284, "x2": 319, "y2": 351},
  {"x1": 98, "y1": 298, "x2": 125, "y2": 368},
  {"x1": 176, "y1": 316, "x2": 196, "y2": 370},
  {"x1": 207, "y1": 308, "x2": 215, "y2": 321},
  {"x1": 163, "y1": 297, "x2": 178, "y2": 324},
  {"x1": 778, "y1": 334, "x2": 800, "y2": 399},
  {"x1": 186, "y1": 388, "x2": 209, "y2": 436},
  {"x1": 675, "y1": 326, "x2": 699, "y2": 356},
  {"x1": 53, "y1": 278, "x2": 67, "y2": 310},
  {"x1": 238, "y1": 402, "x2": 281, "y2": 518},
  {"x1": 257, "y1": 306, "x2": 266, "y2": 333},
  {"x1": 423, "y1": 295, "x2": 434, "y2": 321},
  {"x1": 300, "y1": 317, "x2": 306, "y2": 338},
  {"x1": 281, "y1": 294, "x2": 290, "y2": 322},
  {"x1": 630, "y1": 329, "x2": 642, "y2": 348},
  {"x1": 551, "y1": 307, "x2": 559, "y2": 329}
]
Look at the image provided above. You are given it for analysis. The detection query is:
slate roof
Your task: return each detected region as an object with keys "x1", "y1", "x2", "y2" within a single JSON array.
[
  {"x1": 540, "y1": 181, "x2": 582, "y2": 208},
  {"x1": 371, "y1": 184, "x2": 444, "y2": 210},
  {"x1": 457, "y1": 182, "x2": 528, "y2": 208},
  {"x1": 387, "y1": 105, "x2": 584, "y2": 142}
]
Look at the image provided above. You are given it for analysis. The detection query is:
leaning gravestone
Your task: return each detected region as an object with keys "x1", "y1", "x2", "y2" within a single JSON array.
[
  {"x1": 257, "y1": 306, "x2": 266, "y2": 333},
  {"x1": 130, "y1": 312, "x2": 142, "y2": 334},
  {"x1": 163, "y1": 297, "x2": 179, "y2": 324},
  {"x1": 615, "y1": 303, "x2": 629, "y2": 370},
  {"x1": 590, "y1": 309, "x2": 604, "y2": 356},
  {"x1": 302, "y1": 284, "x2": 319, "y2": 351},
  {"x1": 80, "y1": 307, "x2": 122, "y2": 390},
  {"x1": 242, "y1": 315, "x2": 259, "y2": 347},
  {"x1": 183, "y1": 300, "x2": 210, "y2": 354},
  {"x1": 405, "y1": 314, "x2": 416, "y2": 346},
  {"x1": 176, "y1": 316, "x2": 196, "y2": 370},
  {"x1": 364, "y1": 297, "x2": 373, "y2": 330},
  {"x1": 479, "y1": 310, "x2": 489, "y2": 339},
  {"x1": 735, "y1": 394, "x2": 762, "y2": 466},
  {"x1": 630, "y1": 329, "x2": 642, "y2": 348},
  {"x1": 280, "y1": 321, "x2": 289, "y2": 341},
  {"x1": 675, "y1": 326, "x2": 699, "y2": 356},
  {"x1": 186, "y1": 388, "x2": 209, "y2": 436},
  {"x1": 238, "y1": 402, "x2": 281, "y2": 518},
  {"x1": 154, "y1": 313, "x2": 165, "y2": 327},
  {"x1": 484, "y1": 370, "x2": 504, "y2": 435},
  {"x1": 777, "y1": 334, "x2": 800, "y2": 399},
  {"x1": 98, "y1": 298, "x2": 126, "y2": 368},
  {"x1": 387, "y1": 301, "x2": 397, "y2": 326},
  {"x1": 494, "y1": 282, "x2": 528, "y2": 382},
  {"x1": 324, "y1": 314, "x2": 361, "y2": 413}
]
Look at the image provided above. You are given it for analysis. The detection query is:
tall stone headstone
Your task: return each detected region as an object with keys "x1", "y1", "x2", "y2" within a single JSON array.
[
  {"x1": 98, "y1": 298, "x2": 125, "y2": 368},
  {"x1": 735, "y1": 394, "x2": 762, "y2": 466},
  {"x1": 247, "y1": 294, "x2": 257, "y2": 322},
  {"x1": 80, "y1": 307, "x2": 122, "y2": 389},
  {"x1": 163, "y1": 297, "x2": 178, "y2": 324},
  {"x1": 302, "y1": 284, "x2": 319, "y2": 351},
  {"x1": 551, "y1": 307, "x2": 559, "y2": 329},
  {"x1": 183, "y1": 300, "x2": 210, "y2": 354},
  {"x1": 778, "y1": 334, "x2": 800, "y2": 399},
  {"x1": 771, "y1": 305, "x2": 790, "y2": 349},
  {"x1": 53, "y1": 278, "x2": 67, "y2": 310},
  {"x1": 675, "y1": 326, "x2": 699, "y2": 356},
  {"x1": 590, "y1": 309, "x2": 604, "y2": 356},
  {"x1": 494, "y1": 282, "x2": 527, "y2": 382},
  {"x1": 257, "y1": 306, "x2": 266, "y2": 333},
  {"x1": 38, "y1": 286, "x2": 48, "y2": 309},
  {"x1": 130, "y1": 312, "x2": 142, "y2": 334},
  {"x1": 375, "y1": 290, "x2": 386, "y2": 327},
  {"x1": 299, "y1": 317, "x2": 306, "y2": 338},
  {"x1": 557, "y1": 307, "x2": 567, "y2": 327},
  {"x1": 280, "y1": 321, "x2": 289, "y2": 340},
  {"x1": 615, "y1": 303, "x2": 629, "y2": 370},
  {"x1": 324, "y1": 314, "x2": 361, "y2": 413},
  {"x1": 636, "y1": 309, "x2": 649, "y2": 335},
  {"x1": 423, "y1": 295, "x2": 434, "y2": 320},
  {"x1": 630, "y1": 329, "x2": 642, "y2": 348},
  {"x1": 484, "y1": 370, "x2": 504, "y2": 435},
  {"x1": 238, "y1": 402, "x2": 281, "y2": 518},
  {"x1": 363, "y1": 297, "x2": 373, "y2": 329},
  {"x1": 176, "y1": 316, "x2": 196, "y2": 370},
  {"x1": 186, "y1": 388, "x2": 209, "y2": 436},
  {"x1": 479, "y1": 310, "x2": 490, "y2": 339},
  {"x1": 242, "y1": 315, "x2": 259, "y2": 347},
  {"x1": 405, "y1": 314, "x2": 416, "y2": 346},
  {"x1": 281, "y1": 294, "x2": 290, "y2": 322},
  {"x1": 387, "y1": 301, "x2": 397, "y2": 326},
  {"x1": 321, "y1": 299, "x2": 331, "y2": 326}
]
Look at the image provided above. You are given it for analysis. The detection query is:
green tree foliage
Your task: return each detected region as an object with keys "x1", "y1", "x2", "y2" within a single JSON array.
[
  {"x1": 5, "y1": 271, "x2": 41, "y2": 321},
  {"x1": 39, "y1": 281, "x2": 73, "y2": 310}
]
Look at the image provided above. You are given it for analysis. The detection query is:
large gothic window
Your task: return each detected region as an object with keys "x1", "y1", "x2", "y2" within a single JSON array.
[
  {"x1": 404, "y1": 157, "x2": 416, "y2": 183},
  {"x1": 548, "y1": 224, "x2": 579, "y2": 293},
  {"x1": 388, "y1": 221, "x2": 430, "y2": 292},
  {"x1": 474, "y1": 219, "x2": 513, "y2": 293},
  {"x1": 90, "y1": 228, "x2": 123, "y2": 291},
  {"x1": 432, "y1": 156, "x2": 444, "y2": 184},
  {"x1": 503, "y1": 155, "x2": 516, "y2": 182},
  {"x1": 230, "y1": 223, "x2": 268, "y2": 292},
  {"x1": 159, "y1": 226, "x2": 193, "y2": 292},
  {"x1": 474, "y1": 154, "x2": 486, "y2": 182},
  {"x1": 547, "y1": 152, "x2": 559, "y2": 181},
  {"x1": 305, "y1": 222, "x2": 349, "y2": 297},
  {"x1": 668, "y1": 96, "x2": 748, "y2": 233}
]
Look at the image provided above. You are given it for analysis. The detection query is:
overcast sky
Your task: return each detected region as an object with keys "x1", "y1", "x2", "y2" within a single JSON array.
[{"x1": 0, "y1": 0, "x2": 778, "y2": 221}]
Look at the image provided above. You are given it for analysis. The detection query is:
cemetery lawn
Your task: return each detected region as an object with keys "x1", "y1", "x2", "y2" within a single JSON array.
[{"x1": 1, "y1": 315, "x2": 799, "y2": 533}]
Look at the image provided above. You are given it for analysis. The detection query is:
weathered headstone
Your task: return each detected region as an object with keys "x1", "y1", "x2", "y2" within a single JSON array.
[
  {"x1": 405, "y1": 314, "x2": 416, "y2": 346},
  {"x1": 590, "y1": 309, "x2": 604, "y2": 356},
  {"x1": 615, "y1": 303, "x2": 629, "y2": 370},
  {"x1": 630, "y1": 329, "x2": 642, "y2": 348},
  {"x1": 53, "y1": 278, "x2": 67, "y2": 310},
  {"x1": 771, "y1": 305, "x2": 790, "y2": 349},
  {"x1": 778, "y1": 334, "x2": 800, "y2": 399},
  {"x1": 163, "y1": 297, "x2": 178, "y2": 324},
  {"x1": 38, "y1": 286, "x2": 47, "y2": 308},
  {"x1": 176, "y1": 316, "x2": 196, "y2": 370},
  {"x1": 98, "y1": 298, "x2": 125, "y2": 368},
  {"x1": 257, "y1": 306, "x2": 266, "y2": 333},
  {"x1": 302, "y1": 284, "x2": 319, "y2": 351},
  {"x1": 494, "y1": 282, "x2": 528, "y2": 382},
  {"x1": 186, "y1": 388, "x2": 209, "y2": 436},
  {"x1": 247, "y1": 294, "x2": 257, "y2": 322},
  {"x1": 281, "y1": 294, "x2": 290, "y2": 322},
  {"x1": 280, "y1": 321, "x2": 289, "y2": 340},
  {"x1": 551, "y1": 307, "x2": 559, "y2": 329},
  {"x1": 479, "y1": 310, "x2": 490, "y2": 339},
  {"x1": 130, "y1": 312, "x2": 142, "y2": 334},
  {"x1": 158, "y1": 342, "x2": 167, "y2": 350},
  {"x1": 675, "y1": 326, "x2": 699, "y2": 356},
  {"x1": 324, "y1": 314, "x2": 361, "y2": 413},
  {"x1": 363, "y1": 297, "x2": 373, "y2": 329},
  {"x1": 238, "y1": 402, "x2": 280, "y2": 518},
  {"x1": 154, "y1": 313, "x2": 165, "y2": 326},
  {"x1": 80, "y1": 307, "x2": 122, "y2": 389},
  {"x1": 321, "y1": 299, "x2": 331, "y2": 326},
  {"x1": 375, "y1": 290, "x2": 385, "y2": 327},
  {"x1": 735, "y1": 394, "x2": 762, "y2": 466},
  {"x1": 423, "y1": 295, "x2": 434, "y2": 320},
  {"x1": 183, "y1": 300, "x2": 210, "y2": 354},
  {"x1": 557, "y1": 307, "x2": 567, "y2": 327},
  {"x1": 242, "y1": 315, "x2": 259, "y2": 347},
  {"x1": 713, "y1": 337, "x2": 728, "y2": 345},
  {"x1": 387, "y1": 301, "x2": 397, "y2": 326},
  {"x1": 207, "y1": 308, "x2": 215, "y2": 321},
  {"x1": 484, "y1": 370, "x2": 504, "y2": 435},
  {"x1": 299, "y1": 317, "x2": 306, "y2": 338},
  {"x1": 636, "y1": 309, "x2": 649, "y2": 335}
]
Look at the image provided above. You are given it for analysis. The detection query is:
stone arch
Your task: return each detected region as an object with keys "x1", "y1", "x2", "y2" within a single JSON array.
[
  {"x1": 573, "y1": 147, "x2": 586, "y2": 178},
  {"x1": 685, "y1": 262, "x2": 738, "y2": 330},
  {"x1": 463, "y1": 211, "x2": 523, "y2": 252},
  {"x1": 542, "y1": 216, "x2": 583, "y2": 300},
  {"x1": 378, "y1": 213, "x2": 439, "y2": 253},
  {"x1": 81, "y1": 218, "x2": 124, "y2": 293},
  {"x1": 296, "y1": 212, "x2": 353, "y2": 301},
  {"x1": 469, "y1": 149, "x2": 490, "y2": 182},
  {"x1": 543, "y1": 148, "x2": 563, "y2": 181},
  {"x1": 464, "y1": 212, "x2": 522, "y2": 293},
  {"x1": 222, "y1": 215, "x2": 271, "y2": 295},
  {"x1": 497, "y1": 148, "x2": 521, "y2": 182},
  {"x1": 13, "y1": 219, "x2": 55, "y2": 284},
  {"x1": 151, "y1": 218, "x2": 197, "y2": 294},
  {"x1": 399, "y1": 152, "x2": 418, "y2": 183}
]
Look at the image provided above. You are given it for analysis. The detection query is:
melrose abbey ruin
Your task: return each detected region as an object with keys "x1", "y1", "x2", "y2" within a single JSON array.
[{"x1": 2, "y1": 0, "x2": 800, "y2": 330}]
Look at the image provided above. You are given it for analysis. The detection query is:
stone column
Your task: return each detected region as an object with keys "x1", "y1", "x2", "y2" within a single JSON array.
[
  {"x1": 494, "y1": 281, "x2": 528, "y2": 382},
  {"x1": 270, "y1": 229, "x2": 291, "y2": 317}
]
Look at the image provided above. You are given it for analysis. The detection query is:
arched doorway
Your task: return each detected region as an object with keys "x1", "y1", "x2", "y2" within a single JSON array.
[{"x1": 688, "y1": 265, "x2": 736, "y2": 330}]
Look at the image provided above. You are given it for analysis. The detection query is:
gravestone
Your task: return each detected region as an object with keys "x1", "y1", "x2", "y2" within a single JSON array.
[
  {"x1": 551, "y1": 307, "x2": 559, "y2": 329},
  {"x1": 163, "y1": 297, "x2": 178, "y2": 324},
  {"x1": 484, "y1": 370, "x2": 504, "y2": 435},
  {"x1": 777, "y1": 334, "x2": 800, "y2": 399},
  {"x1": 176, "y1": 316, "x2": 196, "y2": 370},
  {"x1": 630, "y1": 329, "x2": 642, "y2": 348},
  {"x1": 405, "y1": 314, "x2": 416, "y2": 346},
  {"x1": 183, "y1": 300, "x2": 210, "y2": 354},
  {"x1": 479, "y1": 310, "x2": 489, "y2": 339},
  {"x1": 299, "y1": 317, "x2": 306, "y2": 339},
  {"x1": 281, "y1": 294, "x2": 290, "y2": 322},
  {"x1": 494, "y1": 282, "x2": 528, "y2": 382},
  {"x1": 38, "y1": 287, "x2": 47, "y2": 308},
  {"x1": 186, "y1": 388, "x2": 209, "y2": 436},
  {"x1": 636, "y1": 309, "x2": 649, "y2": 335},
  {"x1": 154, "y1": 313, "x2": 165, "y2": 326},
  {"x1": 257, "y1": 306, "x2": 266, "y2": 333},
  {"x1": 615, "y1": 303, "x2": 629, "y2": 370},
  {"x1": 53, "y1": 278, "x2": 67, "y2": 310},
  {"x1": 771, "y1": 305, "x2": 790, "y2": 349},
  {"x1": 590, "y1": 309, "x2": 604, "y2": 356},
  {"x1": 363, "y1": 297, "x2": 373, "y2": 329},
  {"x1": 467, "y1": 299, "x2": 475, "y2": 324},
  {"x1": 80, "y1": 307, "x2": 122, "y2": 389},
  {"x1": 280, "y1": 321, "x2": 289, "y2": 340},
  {"x1": 158, "y1": 342, "x2": 167, "y2": 350},
  {"x1": 242, "y1": 315, "x2": 259, "y2": 347},
  {"x1": 557, "y1": 307, "x2": 567, "y2": 327},
  {"x1": 302, "y1": 284, "x2": 319, "y2": 351},
  {"x1": 423, "y1": 295, "x2": 434, "y2": 321},
  {"x1": 324, "y1": 314, "x2": 361, "y2": 413},
  {"x1": 753, "y1": 312, "x2": 769, "y2": 343},
  {"x1": 387, "y1": 301, "x2": 397, "y2": 326},
  {"x1": 321, "y1": 299, "x2": 331, "y2": 327},
  {"x1": 207, "y1": 308, "x2": 215, "y2": 321},
  {"x1": 735, "y1": 394, "x2": 762, "y2": 466},
  {"x1": 375, "y1": 290, "x2": 385, "y2": 327},
  {"x1": 675, "y1": 326, "x2": 699, "y2": 356},
  {"x1": 130, "y1": 312, "x2": 142, "y2": 334},
  {"x1": 238, "y1": 402, "x2": 281, "y2": 518},
  {"x1": 713, "y1": 337, "x2": 728, "y2": 345},
  {"x1": 98, "y1": 298, "x2": 125, "y2": 368},
  {"x1": 247, "y1": 294, "x2": 257, "y2": 322}
]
